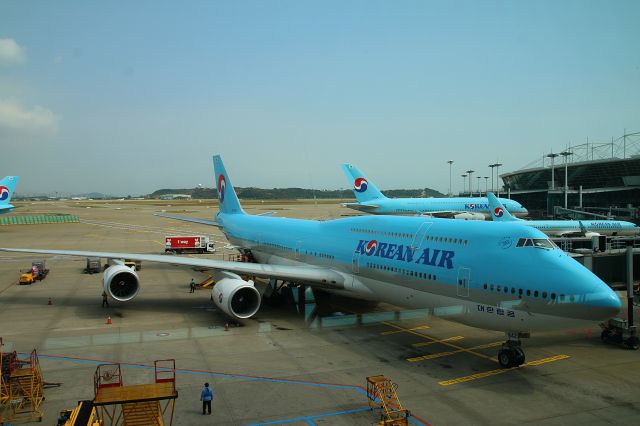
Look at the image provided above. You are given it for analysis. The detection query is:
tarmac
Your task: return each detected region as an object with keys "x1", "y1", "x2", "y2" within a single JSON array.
[{"x1": 0, "y1": 199, "x2": 639, "y2": 425}]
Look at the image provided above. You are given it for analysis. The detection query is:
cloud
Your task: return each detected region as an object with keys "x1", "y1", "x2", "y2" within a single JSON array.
[
  {"x1": 0, "y1": 99, "x2": 60, "y2": 137},
  {"x1": 0, "y1": 38, "x2": 26, "y2": 65}
]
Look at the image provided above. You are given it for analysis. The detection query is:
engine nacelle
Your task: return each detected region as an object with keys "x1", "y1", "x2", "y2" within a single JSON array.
[
  {"x1": 103, "y1": 264, "x2": 140, "y2": 302},
  {"x1": 212, "y1": 274, "x2": 261, "y2": 320},
  {"x1": 454, "y1": 212, "x2": 486, "y2": 220}
]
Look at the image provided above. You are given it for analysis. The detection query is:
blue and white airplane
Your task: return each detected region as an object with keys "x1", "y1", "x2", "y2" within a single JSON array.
[
  {"x1": 341, "y1": 164, "x2": 528, "y2": 219},
  {"x1": 0, "y1": 176, "x2": 20, "y2": 214},
  {"x1": 486, "y1": 192, "x2": 639, "y2": 237},
  {"x1": 0, "y1": 157, "x2": 621, "y2": 368}
]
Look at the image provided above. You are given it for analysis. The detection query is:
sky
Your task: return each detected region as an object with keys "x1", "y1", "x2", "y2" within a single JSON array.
[{"x1": 1, "y1": 0, "x2": 638, "y2": 196}]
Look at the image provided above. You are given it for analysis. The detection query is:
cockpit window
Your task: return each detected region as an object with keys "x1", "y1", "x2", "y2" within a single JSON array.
[
  {"x1": 532, "y1": 239, "x2": 554, "y2": 249},
  {"x1": 516, "y1": 238, "x2": 556, "y2": 249}
]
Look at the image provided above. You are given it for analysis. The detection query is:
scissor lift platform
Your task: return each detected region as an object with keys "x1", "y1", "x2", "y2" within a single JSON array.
[{"x1": 93, "y1": 360, "x2": 177, "y2": 426}]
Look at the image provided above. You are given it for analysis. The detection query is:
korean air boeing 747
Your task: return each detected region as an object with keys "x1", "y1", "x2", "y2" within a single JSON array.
[
  {"x1": 486, "y1": 192, "x2": 639, "y2": 237},
  {"x1": 0, "y1": 157, "x2": 621, "y2": 368},
  {"x1": 341, "y1": 164, "x2": 528, "y2": 219},
  {"x1": 0, "y1": 176, "x2": 20, "y2": 214}
]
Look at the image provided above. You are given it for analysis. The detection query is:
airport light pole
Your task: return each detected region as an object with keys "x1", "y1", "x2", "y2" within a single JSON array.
[
  {"x1": 494, "y1": 163, "x2": 502, "y2": 197},
  {"x1": 476, "y1": 176, "x2": 481, "y2": 197},
  {"x1": 489, "y1": 164, "x2": 496, "y2": 192},
  {"x1": 560, "y1": 151, "x2": 572, "y2": 208},
  {"x1": 461, "y1": 174, "x2": 467, "y2": 195},
  {"x1": 547, "y1": 153, "x2": 558, "y2": 191},
  {"x1": 484, "y1": 176, "x2": 489, "y2": 195},
  {"x1": 466, "y1": 170, "x2": 474, "y2": 197},
  {"x1": 447, "y1": 160, "x2": 454, "y2": 197}
]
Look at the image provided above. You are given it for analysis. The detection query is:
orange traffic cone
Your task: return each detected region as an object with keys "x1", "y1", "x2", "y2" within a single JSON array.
[
  {"x1": 106, "y1": 316, "x2": 112, "y2": 325},
  {"x1": 224, "y1": 323, "x2": 229, "y2": 331},
  {"x1": 47, "y1": 297, "x2": 52, "y2": 305}
]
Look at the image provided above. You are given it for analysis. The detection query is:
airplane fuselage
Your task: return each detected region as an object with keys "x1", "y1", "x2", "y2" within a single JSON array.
[
  {"x1": 523, "y1": 220, "x2": 639, "y2": 237},
  {"x1": 217, "y1": 212, "x2": 619, "y2": 333},
  {"x1": 349, "y1": 197, "x2": 528, "y2": 218}
]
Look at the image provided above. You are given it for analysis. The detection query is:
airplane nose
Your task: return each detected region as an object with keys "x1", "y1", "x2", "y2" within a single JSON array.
[{"x1": 584, "y1": 290, "x2": 622, "y2": 321}]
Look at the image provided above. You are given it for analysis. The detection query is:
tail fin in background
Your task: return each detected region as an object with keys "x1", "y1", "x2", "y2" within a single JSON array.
[
  {"x1": 341, "y1": 164, "x2": 386, "y2": 202},
  {"x1": 0, "y1": 176, "x2": 20, "y2": 206},
  {"x1": 213, "y1": 156, "x2": 244, "y2": 215},
  {"x1": 487, "y1": 192, "x2": 518, "y2": 222}
]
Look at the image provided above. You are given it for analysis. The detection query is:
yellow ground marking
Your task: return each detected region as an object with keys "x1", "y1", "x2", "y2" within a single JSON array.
[
  {"x1": 381, "y1": 324, "x2": 431, "y2": 335},
  {"x1": 412, "y1": 336, "x2": 464, "y2": 347},
  {"x1": 438, "y1": 354, "x2": 570, "y2": 386},
  {"x1": 407, "y1": 341, "x2": 503, "y2": 362},
  {"x1": 381, "y1": 322, "x2": 497, "y2": 362}
]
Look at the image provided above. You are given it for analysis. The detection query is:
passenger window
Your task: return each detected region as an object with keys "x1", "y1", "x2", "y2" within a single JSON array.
[
  {"x1": 526, "y1": 289, "x2": 531, "y2": 296},
  {"x1": 542, "y1": 292, "x2": 547, "y2": 299},
  {"x1": 534, "y1": 290, "x2": 539, "y2": 297}
]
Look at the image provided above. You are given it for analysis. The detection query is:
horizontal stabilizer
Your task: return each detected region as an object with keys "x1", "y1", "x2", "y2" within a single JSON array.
[{"x1": 341, "y1": 202, "x2": 379, "y2": 211}]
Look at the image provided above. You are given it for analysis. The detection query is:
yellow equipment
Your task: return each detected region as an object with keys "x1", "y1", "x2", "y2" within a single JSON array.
[
  {"x1": 92, "y1": 359, "x2": 177, "y2": 425},
  {"x1": 58, "y1": 400, "x2": 102, "y2": 425},
  {"x1": 366, "y1": 375, "x2": 410, "y2": 426},
  {"x1": 19, "y1": 271, "x2": 37, "y2": 285}
]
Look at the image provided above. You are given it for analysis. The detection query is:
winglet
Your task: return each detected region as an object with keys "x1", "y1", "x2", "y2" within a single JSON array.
[
  {"x1": 341, "y1": 164, "x2": 386, "y2": 202},
  {"x1": 213, "y1": 156, "x2": 244, "y2": 215},
  {"x1": 487, "y1": 192, "x2": 517, "y2": 222}
]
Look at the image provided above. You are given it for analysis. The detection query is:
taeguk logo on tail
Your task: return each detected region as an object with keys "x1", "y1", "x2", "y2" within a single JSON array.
[
  {"x1": 354, "y1": 177, "x2": 368, "y2": 193},
  {"x1": 217, "y1": 175, "x2": 226, "y2": 203},
  {"x1": 0, "y1": 186, "x2": 9, "y2": 201},
  {"x1": 494, "y1": 207, "x2": 504, "y2": 218}
]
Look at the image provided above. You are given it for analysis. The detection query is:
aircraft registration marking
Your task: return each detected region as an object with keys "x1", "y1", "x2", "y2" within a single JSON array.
[
  {"x1": 438, "y1": 354, "x2": 570, "y2": 386},
  {"x1": 381, "y1": 322, "x2": 496, "y2": 361}
]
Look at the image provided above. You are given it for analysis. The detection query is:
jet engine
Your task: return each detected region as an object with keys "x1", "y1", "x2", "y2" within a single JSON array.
[
  {"x1": 212, "y1": 272, "x2": 261, "y2": 320},
  {"x1": 103, "y1": 264, "x2": 140, "y2": 302},
  {"x1": 454, "y1": 212, "x2": 486, "y2": 220}
]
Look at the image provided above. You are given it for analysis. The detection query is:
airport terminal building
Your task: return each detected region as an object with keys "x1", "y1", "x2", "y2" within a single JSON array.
[{"x1": 500, "y1": 131, "x2": 640, "y2": 219}]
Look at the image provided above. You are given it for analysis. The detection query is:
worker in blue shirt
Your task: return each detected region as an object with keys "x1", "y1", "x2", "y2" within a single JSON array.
[{"x1": 200, "y1": 382, "x2": 213, "y2": 415}]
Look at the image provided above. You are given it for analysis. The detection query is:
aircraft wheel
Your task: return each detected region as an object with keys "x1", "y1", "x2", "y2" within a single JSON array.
[
  {"x1": 601, "y1": 329, "x2": 612, "y2": 343},
  {"x1": 624, "y1": 336, "x2": 639, "y2": 350},
  {"x1": 514, "y1": 347, "x2": 525, "y2": 366},
  {"x1": 498, "y1": 349, "x2": 514, "y2": 368}
]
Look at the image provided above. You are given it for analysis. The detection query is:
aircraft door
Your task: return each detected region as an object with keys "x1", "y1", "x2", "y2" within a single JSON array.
[
  {"x1": 410, "y1": 222, "x2": 433, "y2": 249},
  {"x1": 352, "y1": 251, "x2": 361, "y2": 274},
  {"x1": 457, "y1": 267, "x2": 471, "y2": 297},
  {"x1": 295, "y1": 241, "x2": 302, "y2": 260}
]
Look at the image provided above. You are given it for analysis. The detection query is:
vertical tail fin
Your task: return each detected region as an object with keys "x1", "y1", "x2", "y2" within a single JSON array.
[
  {"x1": 487, "y1": 192, "x2": 518, "y2": 222},
  {"x1": 212, "y1": 156, "x2": 244, "y2": 215},
  {"x1": 341, "y1": 164, "x2": 386, "y2": 202},
  {"x1": 0, "y1": 176, "x2": 20, "y2": 205}
]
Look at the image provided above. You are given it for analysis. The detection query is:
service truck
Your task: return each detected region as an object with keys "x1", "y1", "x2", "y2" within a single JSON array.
[{"x1": 164, "y1": 236, "x2": 215, "y2": 254}]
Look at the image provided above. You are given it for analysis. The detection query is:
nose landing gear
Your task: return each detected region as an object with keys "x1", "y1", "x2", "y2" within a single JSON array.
[{"x1": 498, "y1": 332, "x2": 529, "y2": 368}]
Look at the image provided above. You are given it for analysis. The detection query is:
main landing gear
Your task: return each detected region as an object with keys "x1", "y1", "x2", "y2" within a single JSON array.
[{"x1": 497, "y1": 332, "x2": 529, "y2": 368}]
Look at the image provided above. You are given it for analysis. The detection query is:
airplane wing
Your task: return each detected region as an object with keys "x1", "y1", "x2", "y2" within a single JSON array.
[
  {"x1": 0, "y1": 248, "x2": 346, "y2": 290},
  {"x1": 341, "y1": 203, "x2": 379, "y2": 211},
  {"x1": 154, "y1": 213, "x2": 222, "y2": 228}
]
